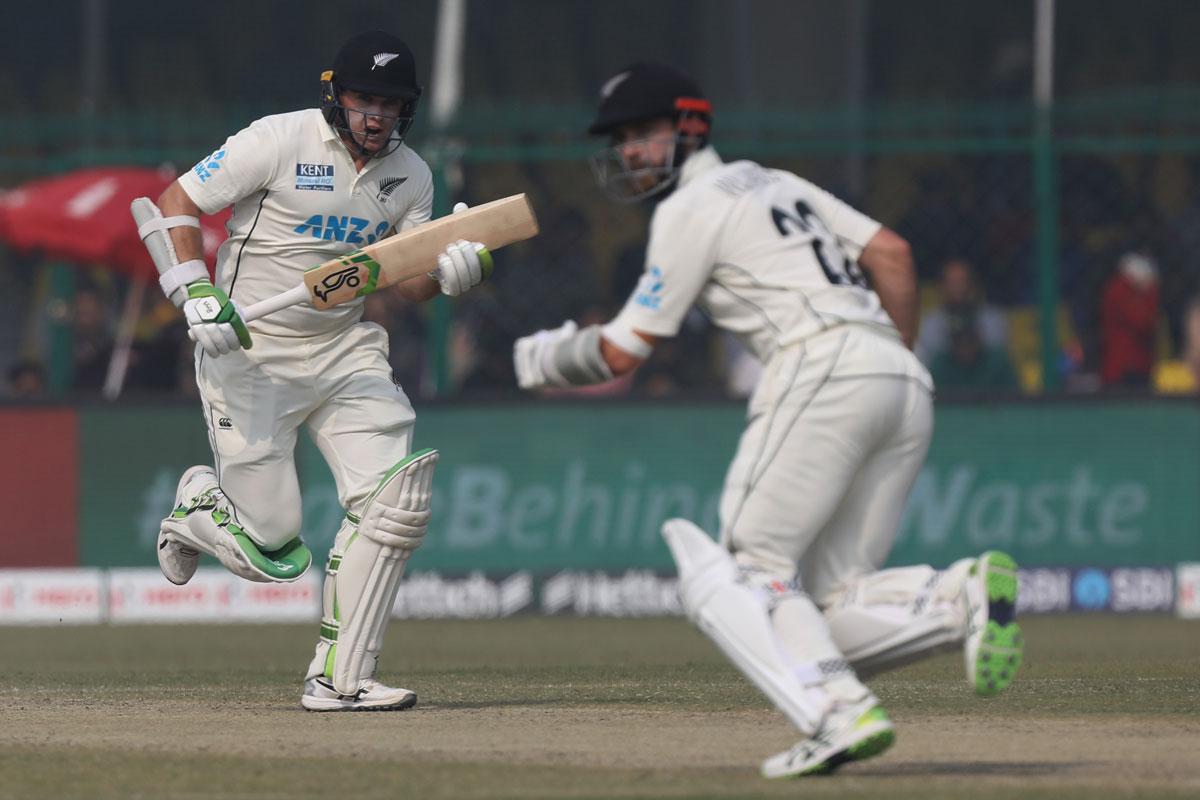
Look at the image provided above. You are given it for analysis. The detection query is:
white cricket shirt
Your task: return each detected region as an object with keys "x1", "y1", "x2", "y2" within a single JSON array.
[
  {"x1": 613, "y1": 148, "x2": 895, "y2": 361},
  {"x1": 178, "y1": 109, "x2": 433, "y2": 338}
]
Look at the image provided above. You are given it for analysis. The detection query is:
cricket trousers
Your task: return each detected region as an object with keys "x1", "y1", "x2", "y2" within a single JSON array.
[
  {"x1": 194, "y1": 321, "x2": 416, "y2": 550},
  {"x1": 720, "y1": 323, "x2": 934, "y2": 606}
]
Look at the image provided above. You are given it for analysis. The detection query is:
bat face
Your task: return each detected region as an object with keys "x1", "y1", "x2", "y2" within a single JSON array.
[{"x1": 302, "y1": 194, "x2": 538, "y2": 310}]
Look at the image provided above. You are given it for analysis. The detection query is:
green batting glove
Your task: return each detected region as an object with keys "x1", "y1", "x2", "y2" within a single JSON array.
[{"x1": 184, "y1": 281, "x2": 253, "y2": 353}]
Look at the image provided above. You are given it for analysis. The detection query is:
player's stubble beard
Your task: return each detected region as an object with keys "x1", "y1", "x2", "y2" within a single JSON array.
[
  {"x1": 624, "y1": 147, "x2": 669, "y2": 195},
  {"x1": 628, "y1": 137, "x2": 690, "y2": 199}
]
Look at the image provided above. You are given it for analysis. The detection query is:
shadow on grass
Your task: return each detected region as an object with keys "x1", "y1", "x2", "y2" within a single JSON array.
[
  {"x1": 860, "y1": 760, "x2": 1094, "y2": 777},
  {"x1": 396, "y1": 696, "x2": 659, "y2": 711}
]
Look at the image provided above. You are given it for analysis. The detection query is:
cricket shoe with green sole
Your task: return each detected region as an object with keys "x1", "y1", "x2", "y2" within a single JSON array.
[
  {"x1": 965, "y1": 550, "x2": 1023, "y2": 696},
  {"x1": 760, "y1": 700, "x2": 895, "y2": 779}
]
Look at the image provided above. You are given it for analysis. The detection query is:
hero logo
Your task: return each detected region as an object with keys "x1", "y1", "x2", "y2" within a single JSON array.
[
  {"x1": 634, "y1": 266, "x2": 664, "y2": 310},
  {"x1": 294, "y1": 215, "x2": 390, "y2": 245},
  {"x1": 192, "y1": 150, "x2": 226, "y2": 184}
]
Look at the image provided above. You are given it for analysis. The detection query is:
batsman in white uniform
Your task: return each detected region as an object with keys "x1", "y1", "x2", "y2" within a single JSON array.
[
  {"x1": 137, "y1": 31, "x2": 490, "y2": 711},
  {"x1": 513, "y1": 62, "x2": 1024, "y2": 777}
]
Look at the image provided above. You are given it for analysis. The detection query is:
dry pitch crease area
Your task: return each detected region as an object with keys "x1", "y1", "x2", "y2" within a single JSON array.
[{"x1": 2, "y1": 615, "x2": 1198, "y2": 799}]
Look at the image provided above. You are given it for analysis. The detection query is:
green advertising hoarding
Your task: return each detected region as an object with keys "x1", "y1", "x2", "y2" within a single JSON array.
[{"x1": 74, "y1": 401, "x2": 1199, "y2": 571}]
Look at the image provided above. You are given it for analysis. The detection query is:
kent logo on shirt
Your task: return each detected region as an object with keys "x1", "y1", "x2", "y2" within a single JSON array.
[{"x1": 295, "y1": 163, "x2": 335, "y2": 191}]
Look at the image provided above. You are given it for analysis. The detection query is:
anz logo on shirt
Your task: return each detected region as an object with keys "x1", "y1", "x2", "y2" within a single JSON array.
[
  {"x1": 294, "y1": 214, "x2": 390, "y2": 245},
  {"x1": 192, "y1": 150, "x2": 226, "y2": 183},
  {"x1": 634, "y1": 266, "x2": 664, "y2": 310}
]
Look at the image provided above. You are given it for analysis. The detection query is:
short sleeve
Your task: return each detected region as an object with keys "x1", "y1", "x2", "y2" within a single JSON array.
[
  {"x1": 611, "y1": 201, "x2": 721, "y2": 338},
  {"x1": 177, "y1": 119, "x2": 278, "y2": 215},
  {"x1": 800, "y1": 178, "x2": 882, "y2": 262},
  {"x1": 397, "y1": 165, "x2": 434, "y2": 232}
]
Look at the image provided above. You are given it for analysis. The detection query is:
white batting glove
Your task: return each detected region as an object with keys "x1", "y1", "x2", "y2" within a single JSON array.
[
  {"x1": 513, "y1": 320, "x2": 578, "y2": 390},
  {"x1": 434, "y1": 202, "x2": 492, "y2": 296},
  {"x1": 183, "y1": 281, "x2": 252, "y2": 358}
]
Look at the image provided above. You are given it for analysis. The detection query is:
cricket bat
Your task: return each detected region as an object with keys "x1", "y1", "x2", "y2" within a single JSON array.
[{"x1": 238, "y1": 193, "x2": 539, "y2": 322}]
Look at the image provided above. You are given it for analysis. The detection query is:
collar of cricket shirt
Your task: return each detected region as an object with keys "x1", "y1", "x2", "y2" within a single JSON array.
[
  {"x1": 318, "y1": 111, "x2": 396, "y2": 175},
  {"x1": 678, "y1": 146, "x2": 722, "y2": 187},
  {"x1": 318, "y1": 111, "x2": 341, "y2": 144}
]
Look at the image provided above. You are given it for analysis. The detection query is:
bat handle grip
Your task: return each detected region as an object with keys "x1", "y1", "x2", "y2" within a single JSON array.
[
  {"x1": 186, "y1": 283, "x2": 311, "y2": 341},
  {"x1": 241, "y1": 283, "x2": 311, "y2": 323}
]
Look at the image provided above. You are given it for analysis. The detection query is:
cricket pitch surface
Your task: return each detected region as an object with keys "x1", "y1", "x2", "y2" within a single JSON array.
[{"x1": 2, "y1": 615, "x2": 1197, "y2": 799}]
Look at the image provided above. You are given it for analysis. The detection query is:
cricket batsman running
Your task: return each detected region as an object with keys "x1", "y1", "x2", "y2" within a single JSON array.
[
  {"x1": 137, "y1": 31, "x2": 490, "y2": 711},
  {"x1": 513, "y1": 62, "x2": 1024, "y2": 776}
]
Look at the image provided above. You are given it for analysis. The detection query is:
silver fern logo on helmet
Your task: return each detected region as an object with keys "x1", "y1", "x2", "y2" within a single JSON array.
[
  {"x1": 599, "y1": 71, "x2": 632, "y2": 99},
  {"x1": 372, "y1": 53, "x2": 400, "y2": 70}
]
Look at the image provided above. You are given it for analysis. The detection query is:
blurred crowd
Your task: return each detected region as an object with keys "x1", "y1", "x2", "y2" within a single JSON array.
[
  {"x1": 4, "y1": 152, "x2": 1200, "y2": 402},
  {"x1": 897, "y1": 152, "x2": 1200, "y2": 395}
]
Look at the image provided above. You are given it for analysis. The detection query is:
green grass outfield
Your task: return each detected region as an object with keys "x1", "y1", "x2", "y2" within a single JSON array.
[{"x1": 2, "y1": 615, "x2": 1198, "y2": 799}]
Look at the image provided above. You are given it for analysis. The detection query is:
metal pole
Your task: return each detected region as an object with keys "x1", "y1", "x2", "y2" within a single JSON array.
[
  {"x1": 426, "y1": 167, "x2": 452, "y2": 397},
  {"x1": 430, "y1": 0, "x2": 466, "y2": 130},
  {"x1": 80, "y1": 0, "x2": 106, "y2": 159},
  {"x1": 45, "y1": 264, "x2": 76, "y2": 394},
  {"x1": 102, "y1": 278, "x2": 145, "y2": 400},
  {"x1": 845, "y1": 0, "x2": 868, "y2": 199},
  {"x1": 47, "y1": 0, "x2": 107, "y2": 394},
  {"x1": 81, "y1": 0, "x2": 106, "y2": 117},
  {"x1": 1033, "y1": 0, "x2": 1059, "y2": 391},
  {"x1": 733, "y1": 0, "x2": 754, "y2": 109},
  {"x1": 425, "y1": 0, "x2": 468, "y2": 397},
  {"x1": 1033, "y1": 0, "x2": 1055, "y2": 109}
]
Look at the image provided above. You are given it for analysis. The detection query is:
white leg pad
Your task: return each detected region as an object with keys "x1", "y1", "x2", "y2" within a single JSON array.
[
  {"x1": 823, "y1": 561, "x2": 974, "y2": 678},
  {"x1": 663, "y1": 518, "x2": 832, "y2": 735},
  {"x1": 328, "y1": 448, "x2": 437, "y2": 695}
]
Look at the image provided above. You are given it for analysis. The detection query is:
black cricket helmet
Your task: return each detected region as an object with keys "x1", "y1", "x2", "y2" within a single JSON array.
[
  {"x1": 321, "y1": 31, "x2": 423, "y2": 158},
  {"x1": 587, "y1": 61, "x2": 712, "y2": 203}
]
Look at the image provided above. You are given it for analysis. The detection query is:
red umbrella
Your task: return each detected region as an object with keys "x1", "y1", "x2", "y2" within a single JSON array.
[
  {"x1": 0, "y1": 165, "x2": 229, "y2": 279},
  {"x1": 0, "y1": 166, "x2": 232, "y2": 398}
]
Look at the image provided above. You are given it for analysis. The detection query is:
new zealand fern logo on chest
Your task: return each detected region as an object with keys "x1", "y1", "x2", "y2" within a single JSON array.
[{"x1": 376, "y1": 176, "x2": 408, "y2": 202}]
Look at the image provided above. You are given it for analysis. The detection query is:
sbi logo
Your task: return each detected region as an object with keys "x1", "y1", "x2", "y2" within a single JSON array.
[
  {"x1": 1072, "y1": 568, "x2": 1111, "y2": 610},
  {"x1": 294, "y1": 215, "x2": 390, "y2": 245}
]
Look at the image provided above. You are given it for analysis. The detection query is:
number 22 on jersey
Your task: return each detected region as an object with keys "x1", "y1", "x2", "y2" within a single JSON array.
[{"x1": 771, "y1": 200, "x2": 868, "y2": 288}]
